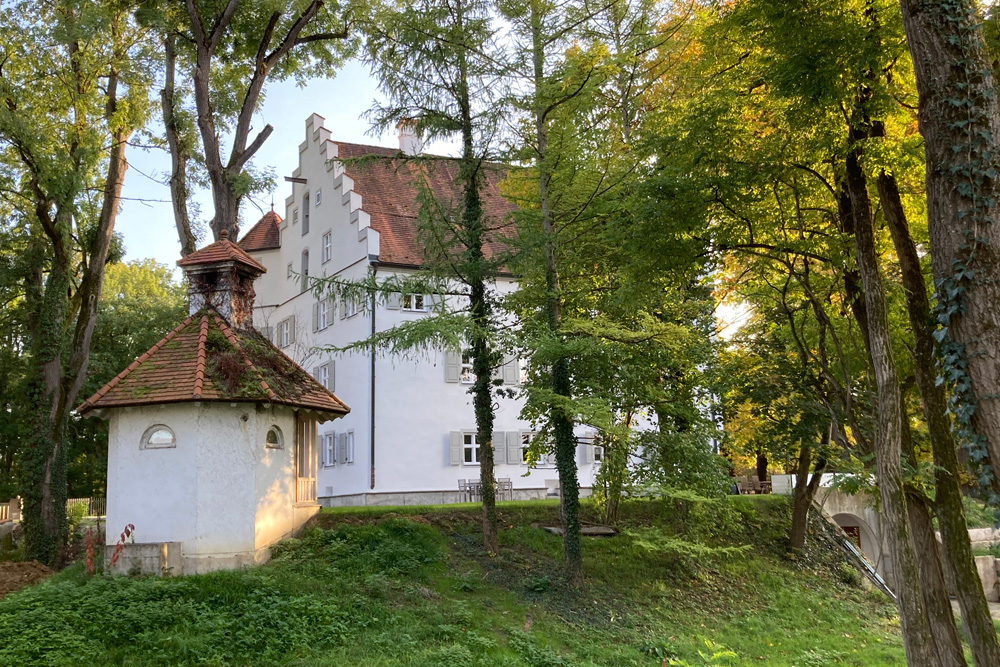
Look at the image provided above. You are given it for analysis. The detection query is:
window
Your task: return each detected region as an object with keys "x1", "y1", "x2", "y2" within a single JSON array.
[
  {"x1": 316, "y1": 188, "x2": 322, "y2": 206},
  {"x1": 302, "y1": 193, "x2": 310, "y2": 235},
  {"x1": 460, "y1": 353, "x2": 475, "y2": 384},
  {"x1": 322, "y1": 432, "x2": 336, "y2": 467},
  {"x1": 343, "y1": 298, "x2": 358, "y2": 318},
  {"x1": 316, "y1": 297, "x2": 334, "y2": 330},
  {"x1": 402, "y1": 293, "x2": 425, "y2": 311},
  {"x1": 463, "y1": 432, "x2": 480, "y2": 465},
  {"x1": 293, "y1": 209, "x2": 299, "y2": 225},
  {"x1": 142, "y1": 424, "x2": 176, "y2": 449},
  {"x1": 265, "y1": 426, "x2": 283, "y2": 449},
  {"x1": 519, "y1": 358, "x2": 529, "y2": 384},
  {"x1": 593, "y1": 445, "x2": 604, "y2": 462},
  {"x1": 345, "y1": 431, "x2": 355, "y2": 464},
  {"x1": 322, "y1": 231, "x2": 332, "y2": 264},
  {"x1": 314, "y1": 362, "x2": 334, "y2": 391},
  {"x1": 287, "y1": 262, "x2": 293, "y2": 279},
  {"x1": 521, "y1": 432, "x2": 554, "y2": 466},
  {"x1": 277, "y1": 316, "x2": 294, "y2": 348}
]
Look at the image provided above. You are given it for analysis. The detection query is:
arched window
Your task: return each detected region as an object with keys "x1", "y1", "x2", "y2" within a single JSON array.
[
  {"x1": 266, "y1": 426, "x2": 283, "y2": 449},
  {"x1": 142, "y1": 425, "x2": 176, "y2": 449}
]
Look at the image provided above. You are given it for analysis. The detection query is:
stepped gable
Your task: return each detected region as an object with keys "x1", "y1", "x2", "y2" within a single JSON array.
[
  {"x1": 334, "y1": 142, "x2": 517, "y2": 267},
  {"x1": 74, "y1": 309, "x2": 349, "y2": 419},
  {"x1": 239, "y1": 211, "x2": 283, "y2": 252}
]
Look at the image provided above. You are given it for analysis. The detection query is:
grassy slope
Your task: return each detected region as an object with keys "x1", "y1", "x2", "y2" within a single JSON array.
[{"x1": 0, "y1": 496, "x2": 906, "y2": 667}]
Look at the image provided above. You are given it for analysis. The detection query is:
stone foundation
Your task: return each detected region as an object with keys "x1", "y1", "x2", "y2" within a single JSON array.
[{"x1": 321, "y1": 487, "x2": 591, "y2": 508}]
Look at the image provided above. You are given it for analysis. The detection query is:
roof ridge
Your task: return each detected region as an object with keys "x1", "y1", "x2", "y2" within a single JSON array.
[
  {"x1": 193, "y1": 315, "x2": 209, "y2": 399},
  {"x1": 76, "y1": 314, "x2": 197, "y2": 413}
]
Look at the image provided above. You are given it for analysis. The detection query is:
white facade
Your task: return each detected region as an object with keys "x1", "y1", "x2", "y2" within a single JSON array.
[
  {"x1": 105, "y1": 402, "x2": 320, "y2": 574},
  {"x1": 247, "y1": 114, "x2": 603, "y2": 506}
]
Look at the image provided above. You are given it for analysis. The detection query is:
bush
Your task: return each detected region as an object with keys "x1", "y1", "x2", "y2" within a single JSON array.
[{"x1": 835, "y1": 563, "x2": 862, "y2": 588}]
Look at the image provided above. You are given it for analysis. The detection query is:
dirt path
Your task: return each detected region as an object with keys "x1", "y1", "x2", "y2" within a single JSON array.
[{"x1": 0, "y1": 561, "x2": 53, "y2": 599}]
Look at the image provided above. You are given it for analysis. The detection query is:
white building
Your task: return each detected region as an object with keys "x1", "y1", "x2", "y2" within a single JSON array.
[
  {"x1": 240, "y1": 113, "x2": 603, "y2": 506},
  {"x1": 76, "y1": 234, "x2": 350, "y2": 574}
]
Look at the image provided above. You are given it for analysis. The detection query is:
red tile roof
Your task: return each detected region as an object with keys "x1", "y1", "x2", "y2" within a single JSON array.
[
  {"x1": 178, "y1": 231, "x2": 267, "y2": 273},
  {"x1": 239, "y1": 211, "x2": 283, "y2": 252},
  {"x1": 334, "y1": 143, "x2": 517, "y2": 266},
  {"x1": 75, "y1": 310, "x2": 349, "y2": 418}
]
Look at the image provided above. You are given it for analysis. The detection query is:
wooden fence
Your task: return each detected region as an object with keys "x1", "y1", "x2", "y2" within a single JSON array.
[{"x1": 67, "y1": 497, "x2": 106, "y2": 517}]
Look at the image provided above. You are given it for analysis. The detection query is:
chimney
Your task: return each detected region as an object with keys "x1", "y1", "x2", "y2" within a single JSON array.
[
  {"x1": 176, "y1": 229, "x2": 267, "y2": 330},
  {"x1": 397, "y1": 119, "x2": 423, "y2": 156}
]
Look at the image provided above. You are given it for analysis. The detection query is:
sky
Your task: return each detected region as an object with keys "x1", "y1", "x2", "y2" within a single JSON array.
[{"x1": 115, "y1": 59, "x2": 457, "y2": 271}]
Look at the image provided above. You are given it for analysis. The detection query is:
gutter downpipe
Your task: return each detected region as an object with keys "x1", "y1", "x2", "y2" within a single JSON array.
[{"x1": 370, "y1": 257, "x2": 378, "y2": 490}]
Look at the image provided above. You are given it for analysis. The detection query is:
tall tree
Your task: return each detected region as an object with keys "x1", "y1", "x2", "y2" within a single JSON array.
[
  {"x1": 147, "y1": 0, "x2": 355, "y2": 249},
  {"x1": 360, "y1": 0, "x2": 507, "y2": 553},
  {"x1": 0, "y1": 0, "x2": 153, "y2": 563}
]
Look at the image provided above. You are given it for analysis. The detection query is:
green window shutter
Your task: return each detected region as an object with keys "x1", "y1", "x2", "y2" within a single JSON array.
[
  {"x1": 338, "y1": 433, "x2": 348, "y2": 464},
  {"x1": 325, "y1": 362, "x2": 335, "y2": 391},
  {"x1": 502, "y1": 356, "x2": 519, "y2": 385},
  {"x1": 584, "y1": 443, "x2": 594, "y2": 464},
  {"x1": 492, "y1": 430, "x2": 506, "y2": 465},
  {"x1": 287, "y1": 315, "x2": 296, "y2": 344},
  {"x1": 449, "y1": 431, "x2": 463, "y2": 465},
  {"x1": 340, "y1": 300, "x2": 347, "y2": 319},
  {"x1": 262, "y1": 326, "x2": 273, "y2": 342},
  {"x1": 313, "y1": 365, "x2": 321, "y2": 382},
  {"x1": 312, "y1": 302, "x2": 319, "y2": 332},
  {"x1": 386, "y1": 292, "x2": 401, "y2": 309},
  {"x1": 445, "y1": 350, "x2": 461, "y2": 383},
  {"x1": 506, "y1": 432, "x2": 522, "y2": 465}
]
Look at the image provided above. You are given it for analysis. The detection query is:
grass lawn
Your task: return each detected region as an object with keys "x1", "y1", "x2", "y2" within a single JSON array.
[{"x1": 0, "y1": 495, "x2": 907, "y2": 666}]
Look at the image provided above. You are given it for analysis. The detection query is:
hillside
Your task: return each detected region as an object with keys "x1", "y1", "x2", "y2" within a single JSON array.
[{"x1": 0, "y1": 496, "x2": 905, "y2": 666}]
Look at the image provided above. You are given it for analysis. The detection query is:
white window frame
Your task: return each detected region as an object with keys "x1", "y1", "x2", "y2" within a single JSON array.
[
  {"x1": 345, "y1": 431, "x2": 355, "y2": 464},
  {"x1": 292, "y1": 208, "x2": 299, "y2": 225},
  {"x1": 316, "y1": 188, "x2": 322, "y2": 206},
  {"x1": 317, "y1": 364, "x2": 329, "y2": 390},
  {"x1": 463, "y1": 432, "x2": 480, "y2": 465},
  {"x1": 141, "y1": 424, "x2": 176, "y2": 450},
  {"x1": 344, "y1": 299, "x2": 358, "y2": 318},
  {"x1": 521, "y1": 431, "x2": 554, "y2": 467},
  {"x1": 518, "y1": 358, "x2": 529, "y2": 384},
  {"x1": 277, "y1": 318, "x2": 292, "y2": 348},
  {"x1": 319, "y1": 297, "x2": 333, "y2": 330},
  {"x1": 322, "y1": 432, "x2": 336, "y2": 467},
  {"x1": 322, "y1": 231, "x2": 332, "y2": 264},
  {"x1": 460, "y1": 353, "x2": 475, "y2": 384},
  {"x1": 402, "y1": 293, "x2": 426, "y2": 312},
  {"x1": 593, "y1": 445, "x2": 604, "y2": 463},
  {"x1": 265, "y1": 426, "x2": 284, "y2": 450}
]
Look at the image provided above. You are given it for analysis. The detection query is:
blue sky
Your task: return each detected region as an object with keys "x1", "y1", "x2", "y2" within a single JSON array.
[{"x1": 115, "y1": 60, "x2": 457, "y2": 271}]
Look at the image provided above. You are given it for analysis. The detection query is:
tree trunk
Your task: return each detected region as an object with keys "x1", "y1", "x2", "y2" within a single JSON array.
[
  {"x1": 161, "y1": 34, "x2": 196, "y2": 257},
  {"x1": 789, "y1": 429, "x2": 828, "y2": 551},
  {"x1": 898, "y1": 0, "x2": 1000, "y2": 499},
  {"x1": 755, "y1": 452, "x2": 768, "y2": 482},
  {"x1": 844, "y1": 144, "x2": 936, "y2": 666},
  {"x1": 530, "y1": 0, "x2": 582, "y2": 581},
  {"x1": 454, "y1": 0, "x2": 498, "y2": 555},
  {"x1": 878, "y1": 171, "x2": 1000, "y2": 665}
]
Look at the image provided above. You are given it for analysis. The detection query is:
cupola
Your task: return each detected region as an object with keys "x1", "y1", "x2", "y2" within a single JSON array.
[{"x1": 176, "y1": 229, "x2": 267, "y2": 330}]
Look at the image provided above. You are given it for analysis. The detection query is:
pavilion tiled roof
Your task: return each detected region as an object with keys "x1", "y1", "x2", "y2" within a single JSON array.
[
  {"x1": 239, "y1": 211, "x2": 283, "y2": 252},
  {"x1": 334, "y1": 142, "x2": 517, "y2": 266},
  {"x1": 178, "y1": 232, "x2": 267, "y2": 273},
  {"x1": 75, "y1": 309, "x2": 349, "y2": 418}
]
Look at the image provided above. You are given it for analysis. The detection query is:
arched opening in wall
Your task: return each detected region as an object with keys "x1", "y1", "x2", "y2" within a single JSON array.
[{"x1": 832, "y1": 512, "x2": 880, "y2": 566}]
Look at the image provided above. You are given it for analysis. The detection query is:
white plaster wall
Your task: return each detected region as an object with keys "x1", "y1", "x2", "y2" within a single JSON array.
[
  {"x1": 107, "y1": 403, "x2": 308, "y2": 560},
  {"x1": 253, "y1": 406, "x2": 299, "y2": 550},
  {"x1": 106, "y1": 404, "x2": 198, "y2": 546}
]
